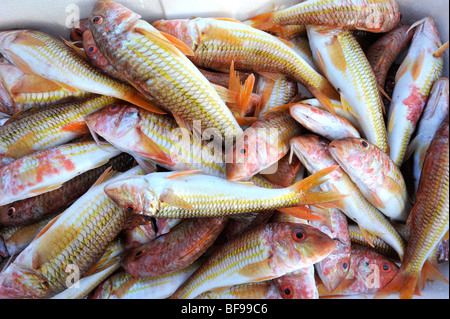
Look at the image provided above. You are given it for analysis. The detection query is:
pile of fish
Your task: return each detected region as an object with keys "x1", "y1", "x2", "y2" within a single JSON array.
[{"x1": 0, "y1": 0, "x2": 448, "y2": 299}]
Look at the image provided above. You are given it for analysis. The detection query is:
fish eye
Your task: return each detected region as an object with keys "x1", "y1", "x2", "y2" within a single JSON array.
[
  {"x1": 92, "y1": 16, "x2": 103, "y2": 25},
  {"x1": 125, "y1": 204, "x2": 137, "y2": 213},
  {"x1": 239, "y1": 146, "x2": 248, "y2": 157},
  {"x1": 342, "y1": 259, "x2": 349, "y2": 270},
  {"x1": 88, "y1": 46, "x2": 97, "y2": 53},
  {"x1": 281, "y1": 285, "x2": 293, "y2": 299},
  {"x1": 360, "y1": 140, "x2": 369, "y2": 149},
  {"x1": 318, "y1": 136, "x2": 325, "y2": 142},
  {"x1": 6, "y1": 207, "x2": 15, "y2": 217},
  {"x1": 292, "y1": 227, "x2": 307, "y2": 242},
  {"x1": 380, "y1": 263, "x2": 391, "y2": 273},
  {"x1": 135, "y1": 250, "x2": 144, "y2": 257},
  {"x1": 107, "y1": 104, "x2": 119, "y2": 113}
]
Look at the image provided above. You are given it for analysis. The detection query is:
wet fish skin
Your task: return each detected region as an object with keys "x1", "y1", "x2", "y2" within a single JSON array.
[
  {"x1": 170, "y1": 222, "x2": 336, "y2": 299},
  {"x1": 307, "y1": 26, "x2": 388, "y2": 153},
  {"x1": 0, "y1": 153, "x2": 134, "y2": 227},
  {"x1": 386, "y1": 17, "x2": 444, "y2": 167},
  {"x1": 246, "y1": 0, "x2": 401, "y2": 33},
  {"x1": 121, "y1": 217, "x2": 228, "y2": 278},
  {"x1": 328, "y1": 137, "x2": 410, "y2": 222},
  {"x1": 88, "y1": 0, "x2": 242, "y2": 140},
  {"x1": 195, "y1": 281, "x2": 283, "y2": 299}
]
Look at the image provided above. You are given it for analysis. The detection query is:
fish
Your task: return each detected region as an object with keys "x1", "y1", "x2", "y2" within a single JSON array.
[
  {"x1": 0, "y1": 140, "x2": 121, "y2": 206},
  {"x1": 121, "y1": 217, "x2": 228, "y2": 278},
  {"x1": 0, "y1": 112, "x2": 9, "y2": 127},
  {"x1": 81, "y1": 30, "x2": 123, "y2": 81},
  {"x1": 69, "y1": 19, "x2": 90, "y2": 42},
  {"x1": 122, "y1": 218, "x2": 157, "y2": 251},
  {"x1": 103, "y1": 166, "x2": 344, "y2": 219},
  {"x1": 0, "y1": 95, "x2": 116, "y2": 159},
  {"x1": 0, "y1": 153, "x2": 133, "y2": 227},
  {"x1": 261, "y1": 152, "x2": 302, "y2": 188},
  {"x1": 317, "y1": 244, "x2": 399, "y2": 297},
  {"x1": 366, "y1": 25, "x2": 414, "y2": 89},
  {"x1": 89, "y1": 260, "x2": 201, "y2": 299},
  {"x1": 0, "y1": 166, "x2": 145, "y2": 299},
  {"x1": 309, "y1": 206, "x2": 352, "y2": 293},
  {"x1": 255, "y1": 75, "x2": 298, "y2": 116},
  {"x1": 88, "y1": 0, "x2": 242, "y2": 140},
  {"x1": 195, "y1": 281, "x2": 283, "y2": 299},
  {"x1": 262, "y1": 24, "x2": 307, "y2": 41},
  {"x1": 376, "y1": 116, "x2": 449, "y2": 299},
  {"x1": 273, "y1": 266, "x2": 319, "y2": 299},
  {"x1": 289, "y1": 135, "x2": 406, "y2": 260},
  {"x1": 0, "y1": 29, "x2": 162, "y2": 114},
  {"x1": 328, "y1": 137, "x2": 411, "y2": 222},
  {"x1": 84, "y1": 103, "x2": 226, "y2": 177},
  {"x1": 405, "y1": 77, "x2": 449, "y2": 196},
  {"x1": 290, "y1": 103, "x2": 361, "y2": 140},
  {"x1": 246, "y1": 0, "x2": 401, "y2": 33},
  {"x1": 307, "y1": 26, "x2": 388, "y2": 153},
  {"x1": 152, "y1": 17, "x2": 340, "y2": 113},
  {"x1": 0, "y1": 61, "x2": 92, "y2": 115},
  {"x1": 170, "y1": 222, "x2": 336, "y2": 299},
  {"x1": 52, "y1": 237, "x2": 124, "y2": 299},
  {"x1": 386, "y1": 17, "x2": 444, "y2": 166},
  {"x1": 0, "y1": 214, "x2": 59, "y2": 258},
  {"x1": 226, "y1": 108, "x2": 302, "y2": 181}
]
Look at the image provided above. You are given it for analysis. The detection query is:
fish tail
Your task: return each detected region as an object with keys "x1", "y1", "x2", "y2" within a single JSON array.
[
  {"x1": 419, "y1": 260, "x2": 449, "y2": 289},
  {"x1": 375, "y1": 267, "x2": 420, "y2": 299},
  {"x1": 278, "y1": 206, "x2": 325, "y2": 222},
  {"x1": 290, "y1": 165, "x2": 348, "y2": 205}
]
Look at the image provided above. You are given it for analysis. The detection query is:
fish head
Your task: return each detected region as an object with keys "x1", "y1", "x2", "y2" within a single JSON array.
[
  {"x1": 152, "y1": 19, "x2": 200, "y2": 49},
  {"x1": 314, "y1": 246, "x2": 351, "y2": 292},
  {"x1": 0, "y1": 201, "x2": 32, "y2": 226},
  {"x1": 290, "y1": 103, "x2": 326, "y2": 128},
  {"x1": 82, "y1": 30, "x2": 103, "y2": 62},
  {"x1": 88, "y1": 277, "x2": 114, "y2": 299},
  {"x1": 272, "y1": 268, "x2": 318, "y2": 299},
  {"x1": 0, "y1": 263, "x2": 50, "y2": 299},
  {"x1": 411, "y1": 17, "x2": 443, "y2": 49},
  {"x1": 271, "y1": 223, "x2": 336, "y2": 272},
  {"x1": 89, "y1": 0, "x2": 141, "y2": 36},
  {"x1": 70, "y1": 18, "x2": 89, "y2": 42},
  {"x1": 85, "y1": 103, "x2": 139, "y2": 141},
  {"x1": 104, "y1": 176, "x2": 159, "y2": 217},
  {"x1": 225, "y1": 126, "x2": 280, "y2": 181}
]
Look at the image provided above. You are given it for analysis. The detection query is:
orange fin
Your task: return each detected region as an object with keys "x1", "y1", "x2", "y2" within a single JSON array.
[
  {"x1": 2, "y1": 50, "x2": 35, "y2": 74},
  {"x1": 235, "y1": 116, "x2": 258, "y2": 126},
  {"x1": 211, "y1": 17, "x2": 242, "y2": 23},
  {"x1": 61, "y1": 37, "x2": 88, "y2": 60},
  {"x1": 135, "y1": 27, "x2": 189, "y2": 59},
  {"x1": 166, "y1": 170, "x2": 203, "y2": 179},
  {"x1": 211, "y1": 83, "x2": 238, "y2": 103},
  {"x1": 363, "y1": 189, "x2": 386, "y2": 211},
  {"x1": 238, "y1": 257, "x2": 275, "y2": 280},
  {"x1": 33, "y1": 214, "x2": 62, "y2": 241},
  {"x1": 256, "y1": 71, "x2": 284, "y2": 82},
  {"x1": 159, "y1": 31, "x2": 195, "y2": 56},
  {"x1": 420, "y1": 260, "x2": 449, "y2": 289},
  {"x1": 121, "y1": 89, "x2": 166, "y2": 115},
  {"x1": 134, "y1": 127, "x2": 173, "y2": 166},
  {"x1": 246, "y1": 11, "x2": 276, "y2": 31},
  {"x1": 278, "y1": 206, "x2": 325, "y2": 222},
  {"x1": 309, "y1": 85, "x2": 337, "y2": 115},
  {"x1": 358, "y1": 224, "x2": 375, "y2": 248},
  {"x1": 5, "y1": 131, "x2": 35, "y2": 159},
  {"x1": 433, "y1": 41, "x2": 449, "y2": 57},
  {"x1": 10, "y1": 74, "x2": 63, "y2": 95},
  {"x1": 411, "y1": 50, "x2": 425, "y2": 82},
  {"x1": 90, "y1": 166, "x2": 116, "y2": 189},
  {"x1": 375, "y1": 268, "x2": 419, "y2": 299},
  {"x1": 29, "y1": 182, "x2": 64, "y2": 195},
  {"x1": 202, "y1": 24, "x2": 244, "y2": 46},
  {"x1": 60, "y1": 121, "x2": 89, "y2": 134},
  {"x1": 159, "y1": 188, "x2": 194, "y2": 210},
  {"x1": 275, "y1": 36, "x2": 295, "y2": 48},
  {"x1": 263, "y1": 102, "x2": 297, "y2": 115},
  {"x1": 326, "y1": 37, "x2": 347, "y2": 73}
]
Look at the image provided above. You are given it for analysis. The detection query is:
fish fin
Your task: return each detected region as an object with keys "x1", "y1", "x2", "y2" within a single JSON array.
[
  {"x1": 33, "y1": 213, "x2": 62, "y2": 241},
  {"x1": 326, "y1": 37, "x2": 347, "y2": 73},
  {"x1": 121, "y1": 89, "x2": 166, "y2": 114},
  {"x1": 411, "y1": 50, "x2": 425, "y2": 82},
  {"x1": 275, "y1": 36, "x2": 295, "y2": 48},
  {"x1": 256, "y1": 71, "x2": 284, "y2": 82},
  {"x1": 238, "y1": 258, "x2": 276, "y2": 280},
  {"x1": 445, "y1": 230, "x2": 449, "y2": 241},
  {"x1": 29, "y1": 182, "x2": 64, "y2": 195},
  {"x1": 2, "y1": 50, "x2": 35, "y2": 74},
  {"x1": 134, "y1": 27, "x2": 189, "y2": 59},
  {"x1": 133, "y1": 127, "x2": 173, "y2": 166},
  {"x1": 358, "y1": 224, "x2": 375, "y2": 247},
  {"x1": 263, "y1": 102, "x2": 297, "y2": 115},
  {"x1": 433, "y1": 41, "x2": 449, "y2": 57},
  {"x1": 47, "y1": 79, "x2": 83, "y2": 94},
  {"x1": 255, "y1": 79, "x2": 275, "y2": 117},
  {"x1": 235, "y1": 116, "x2": 258, "y2": 126},
  {"x1": 363, "y1": 189, "x2": 386, "y2": 210},
  {"x1": 60, "y1": 37, "x2": 88, "y2": 60},
  {"x1": 377, "y1": 84, "x2": 390, "y2": 113},
  {"x1": 314, "y1": 49, "x2": 327, "y2": 77},
  {"x1": 202, "y1": 24, "x2": 244, "y2": 46},
  {"x1": 9, "y1": 73, "x2": 63, "y2": 95},
  {"x1": 309, "y1": 85, "x2": 337, "y2": 115},
  {"x1": 245, "y1": 11, "x2": 275, "y2": 30},
  {"x1": 211, "y1": 83, "x2": 238, "y2": 103},
  {"x1": 229, "y1": 212, "x2": 258, "y2": 224},
  {"x1": 90, "y1": 166, "x2": 116, "y2": 189},
  {"x1": 237, "y1": 74, "x2": 256, "y2": 116},
  {"x1": 85, "y1": 254, "x2": 120, "y2": 277},
  {"x1": 60, "y1": 121, "x2": 89, "y2": 134},
  {"x1": 375, "y1": 268, "x2": 419, "y2": 299},
  {"x1": 404, "y1": 135, "x2": 421, "y2": 162},
  {"x1": 158, "y1": 31, "x2": 195, "y2": 56},
  {"x1": 340, "y1": 95, "x2": 359, "y2": 119},
  {"x1": 166, "y1": 170, "x2": 203, "y2": 179},
  {"x1": 159, "y1": 188, "x2": 194, "y2": 210},
  {"x1": 133, "y1": 156, "x2": 157, "y2": 174},
  {"x1": 178, "y1": 235, "x2": 211, "y2": 260},
  {"x1": 395, "y1": 56, "x2": 412, "y2": 83},
  {"x1": 420, "y1": 260, "x2": 449, "y2": 289},
  {"x1": 385, "y1": 176, "x2": 404, "y2": 196},
  {"x1": 278, "y1": 206, "x2": 325, "y2": 222},
  {"x1": 291, "y1": 165, "x2": 349, "y2": 205},
  {"x1": 4, "y1": 131, "x2": 35, "y2": 158},
  {"x1": 387, "y1": 103, "x2": 396, "y2": 134}
]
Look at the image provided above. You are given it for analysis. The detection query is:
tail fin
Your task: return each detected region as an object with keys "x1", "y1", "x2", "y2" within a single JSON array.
[
  {"x1": 375, "y1": 267, "x2": 420, "y2": 299},
  {"x1": 278, "y1": 206, "x2": 325, "y2": 222},
  {"x1": 290, "y1": 165, "x2": 348, "y2": 206}
]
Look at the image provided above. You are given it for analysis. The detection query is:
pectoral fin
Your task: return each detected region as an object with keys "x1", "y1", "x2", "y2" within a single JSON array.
[{"x1": 159, "y1": 188, "x2": 194, "y2": 210}]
